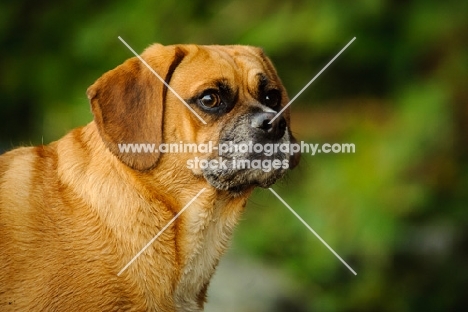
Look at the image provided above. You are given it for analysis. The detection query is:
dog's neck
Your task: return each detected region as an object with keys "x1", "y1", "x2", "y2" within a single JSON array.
[{"x1": 55, "y1": 122, "x2": 250, "y2": 310}]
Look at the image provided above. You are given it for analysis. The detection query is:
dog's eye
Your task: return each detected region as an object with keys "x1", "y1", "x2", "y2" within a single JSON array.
[
  {"x1": 264, "y1": 89, "x2": 281, "y2": 108},
  {"x1": 198, "y1": 92, "x2": 221, "y2": 109}
]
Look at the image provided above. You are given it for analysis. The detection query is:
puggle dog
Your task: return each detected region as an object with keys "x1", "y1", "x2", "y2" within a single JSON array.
[{"x1": 0, "y1": 43, "x2": 299, "y2": 311}]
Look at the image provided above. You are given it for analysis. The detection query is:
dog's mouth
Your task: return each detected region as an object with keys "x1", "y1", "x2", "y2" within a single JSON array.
[
  {"x1": 202, "y1": 149, "x2": 290, "y2": 191},
  {"x1": 196, "y1": 108, "x2": 300, "y2": 193},
  {"x1": 205, "y1": 170, "x2": 284, "y2": 193}
]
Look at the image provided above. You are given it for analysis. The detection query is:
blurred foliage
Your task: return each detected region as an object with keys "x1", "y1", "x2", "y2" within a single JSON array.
[{"x1": 1, "y1": 0, "x2": 467, "y2": 311}]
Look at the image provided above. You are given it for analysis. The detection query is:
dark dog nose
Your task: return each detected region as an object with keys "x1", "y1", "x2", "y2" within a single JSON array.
[{"x1": 250, "y1": 112, "x2": 287, "y2": 140}]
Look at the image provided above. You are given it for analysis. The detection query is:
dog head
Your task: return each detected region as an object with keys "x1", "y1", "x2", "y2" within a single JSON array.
[{"x1": 87, "y1": 44, "x2": 300, "y2": 192}]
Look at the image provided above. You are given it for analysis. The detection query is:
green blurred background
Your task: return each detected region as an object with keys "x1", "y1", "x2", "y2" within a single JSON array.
[{"x1": 1, "y1": 0, "x2": 467, "y2": 311}]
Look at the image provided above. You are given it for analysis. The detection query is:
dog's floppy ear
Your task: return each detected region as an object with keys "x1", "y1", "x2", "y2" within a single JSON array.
[{"x1": 87, "y1": 45, "x2": 186, "y2": 171}]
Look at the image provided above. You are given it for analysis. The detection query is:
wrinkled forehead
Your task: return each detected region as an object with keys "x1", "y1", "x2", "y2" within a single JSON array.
[{"x1": 172, "y1": 45, "x2": 274, "y2": 95}]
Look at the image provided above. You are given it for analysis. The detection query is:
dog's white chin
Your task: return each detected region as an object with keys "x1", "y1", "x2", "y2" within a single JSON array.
[{"x1": 203, "y1": 161, "x2": 288, "y2": 193}]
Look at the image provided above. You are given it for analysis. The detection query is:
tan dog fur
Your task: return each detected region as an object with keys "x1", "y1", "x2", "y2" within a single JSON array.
[{"x1": 0, "y1": 44, "x2": 298, "y2": 311}]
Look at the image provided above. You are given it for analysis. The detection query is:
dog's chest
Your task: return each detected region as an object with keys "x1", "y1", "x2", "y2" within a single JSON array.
[{"x1": 173, "y1": 198, "x2": 244, "y2": 310}]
